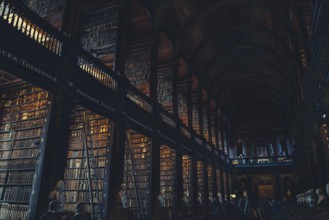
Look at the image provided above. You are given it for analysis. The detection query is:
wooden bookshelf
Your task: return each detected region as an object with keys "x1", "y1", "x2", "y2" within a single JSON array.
[
  {"x1": 81, "y1": 3, "x2": 119, "y2": 69},
  {"x1": 63, "y1": 106, "x2": 113, "y2": 219},
  {"x1": 157, "y1": 67, "x2": 173, "y2": 114},
  {"x1": 202, "y1": 106, "x2": 209, "y2": 142},
  {"x1": 178, "y1": 84, "x2": 189, "y2": 127},
  {"x1": 196, "y1": 161, "x2": 204, "y2": 203},
  {"x1": 217, "y1": 126, "x2": 223, "y2": 151},
  {"x1": 160, "y1": 145, "x2": 176, "y2": 208},
  {"x1": 182, "y1": 155, "x2": 192, "y2": 195},
  {"x1": 124, "y1": 130, "x2": 151, "y2": 219},
  {"x1": 0, "y1": 83, "x2": 51, "y2": 219},
  {"x1": 192, "y1": 96, "x2": 200, "y2": 135},
  {"x1": 125, "y1": 42, "x2": 151, "y2": 96},
  {"x1": 210, "y1": 114, "x2": 216, "y2": 146},
  {"x1": 216, "y1": 169, "x2": 222, "y2": 196},
  {"x1": 207, "y1": 165, "x2": 214, "y2": 196},
  {"x1": 223, "y1": 172, "x2": 228, "y2": 198}
]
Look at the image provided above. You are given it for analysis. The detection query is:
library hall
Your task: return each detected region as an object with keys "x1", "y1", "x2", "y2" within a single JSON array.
[{"x1": 0, "y1": 0, "x2": 329, "y2": 220}]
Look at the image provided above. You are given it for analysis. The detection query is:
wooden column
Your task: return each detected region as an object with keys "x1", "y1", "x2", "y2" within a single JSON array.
[
  {"x1": 114, "y1": 0, "x2": 130, "y2": 73},
  {"x1": 187, "y1": 78, "x2": 193, "y2": 130},
  {"x1": 108, "y1": 77, "x2": 129, "y2": 220},
  {"x1": 61, "y1": 0, "x2": 83, "y2": 39},
  {"x1": 34, "y1": 85, "x2": 73, "y2": 218},
  {"x1": 107, "y1": 115, "x2": 127, "y2": 220},
  {"x1": 149, "y1": 35, "x2": 159, "y2": 101},
  {"x1": 172, "y1": 63, "x2": 179, "y2": 119}
]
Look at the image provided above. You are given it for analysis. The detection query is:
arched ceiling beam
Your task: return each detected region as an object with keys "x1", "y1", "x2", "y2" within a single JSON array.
[
  {"x1": 199, "y1": 44, "x2": 290, "y2": 84},
  {"x1": 221, "y1": 89, "x2": 287, "y2": 116},
  {"x1": 212, "y1": 73, "x2": 289, "y2": 104},
  {"x1": 175, "y1": 0, "x2": 289, "y2": 50},
  {"x1": 218, "y1": 81, "x2": 288, "y2": 109},
  {"x1": 190, "y1": 24, "x2": 290, "y2": 64},
  {"x1": 207, "y1": 59, "x2": 290, "y2": 95}
]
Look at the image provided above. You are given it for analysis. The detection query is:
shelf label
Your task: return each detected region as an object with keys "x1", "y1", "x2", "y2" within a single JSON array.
[
  {"x1": 68, "y1": 82, "x2": 114, "y2": 112},
  {"x1": 0, "y1": 48, "x2": 57, "y2": 83}
]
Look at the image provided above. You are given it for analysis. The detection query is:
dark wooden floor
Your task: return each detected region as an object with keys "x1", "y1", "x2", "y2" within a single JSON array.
[{"x1": 183, "y1": 202, "x2": 329, "y2": 220}]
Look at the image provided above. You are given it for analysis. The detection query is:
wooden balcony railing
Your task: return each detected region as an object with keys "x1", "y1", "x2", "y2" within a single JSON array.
[
  {"x1": 77, "y1": 48, "x2": 118, "y2": 91},
  {"x1": 0, "y1": 0, "x2": 65, "y2": 56},
  {"x1": 126, "y1": 84, "x2": 153, "y2": 113},
  {"x1": 0, "y1": 0, "x2": 230, "y2": 165},
  {"x1": 231, "y1": 156, "x2": 293, "y2": 166}
]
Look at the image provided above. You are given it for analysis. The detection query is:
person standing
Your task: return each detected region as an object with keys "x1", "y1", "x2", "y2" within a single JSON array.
[
  {"x1": 71, "y1": 203, "x2": 90, "y2": 220},
  {"x1": 40, "y1": 200, "x2": 61, "y2": 220}
]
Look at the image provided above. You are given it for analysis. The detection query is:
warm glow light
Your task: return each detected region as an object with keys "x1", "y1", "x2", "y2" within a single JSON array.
[{"x1": 3, "y1": 12, "x2": 50, "y2": 43}]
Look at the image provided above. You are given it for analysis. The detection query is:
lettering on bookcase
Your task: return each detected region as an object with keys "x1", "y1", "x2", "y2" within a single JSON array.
[
  {"x1": 0, "y1": 49, "x2": 57, "y2": 82},
  {"x1": 68, "y1": 82, "x2": 114, "y2": 112}
]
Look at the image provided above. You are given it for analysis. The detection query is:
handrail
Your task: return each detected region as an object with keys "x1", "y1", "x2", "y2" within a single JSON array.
[
  {"x1": 0, "y1": 0, "x2": 120, "y2": 92},
  {"x1": 0, "y1": 0, "x2": 231, "y2": 168},
  {"x1": 0, "y1": 0, "x2": 66, "y2": 56},
  {"x1": 126, "y1": 84, "x2": 153, "y2": 113},
  {"x1": 180, "y1": 123, "x2": 191, "y2": 138},
  {"x1": 158, "y1": 108, "x2": 176, "y2": 127},
  {"x1": 77, "y1": 48, "x2": 118, "y2": 91}
]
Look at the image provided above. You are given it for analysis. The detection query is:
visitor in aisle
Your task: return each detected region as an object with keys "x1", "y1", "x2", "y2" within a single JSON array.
[
  {"x1": 40, "y1": 200, "x2": 62, "y2": 220},
  {"x1": 71, "y1": 203, "x2": 90, "y2": 220}
]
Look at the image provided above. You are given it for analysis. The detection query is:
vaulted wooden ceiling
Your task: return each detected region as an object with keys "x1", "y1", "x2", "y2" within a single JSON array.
[{"x1": 152, "y1": 0, "x2": 302, "y2": 131}]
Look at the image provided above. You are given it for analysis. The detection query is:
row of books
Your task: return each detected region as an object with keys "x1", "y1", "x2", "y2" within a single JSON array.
[
  {"x1": 0, "y1": 85, "x2": 48, "y2": 220},
  {"x1": 64, "y1": 190, "x2": 103, "y2": 204},
  {"x1": 81, "y1": 4, "x2": 118, "y2": 53},
  {"x1": 202, "y1": 107, "x2": 209, "y2": 141},
  {"x1": 216, "y1": 170, "x2": 222, "y2": 193},
  {"x1": 0, "y1": 203, "x2": 28, "y2": 220},
  {"x1": 207, "y1": 166, "x2": 214, "y2": 194},
  {"x1": 1, "y1": 86, "x2": 43, "y2": 98},
  {"x1": 182, "y1": 155, "x2": 192, "y2": 193},
  {"x1": 160, "y1": 146, "x2": 176, "y2": 207},
  {"x1": 1, "y1": 109, "x2": 47, "y2": 122},
  {"x1": 64, "y1": 168, "x2": 104, "y2": 180},
  {"x1": 197, "y1": 161, "x2": 204, "y2": 200},
  {"x1": 124, "y1": 131, "x2": 151, "y2": 219},
  {"x1": 2, "y1": 186, "x2": 32, "y2": 201},
  {"x1": 192, "y1": 97, "x2": 201, "y2": 135},
  {"x1": 25, "y1": 0, "x2": 64, "y2": 17},
  {"x1": 64, "y1": 108, "x2": 111, "y2": 220},
  {"x1": 157, "y1": 67, "x2": 173, "y2": 106},
  {"x1": 6, "y1": 171, "x2": 35, "y2": 184},
  {"x1": 0, "y1": 158, "x2": 36, "y2": 169},
  {"x1": 125, "y1": 43, "x2": 151, "y2": 91},
  {"x1": 68, "y1": 139, "x2": 109, "y2": 147},
  {"x1": 178, "y1": 85, "x2": 189, "y2": 127},
  {"x1": 0, "y1": 118, "x2": 45, "y2": 131}
]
